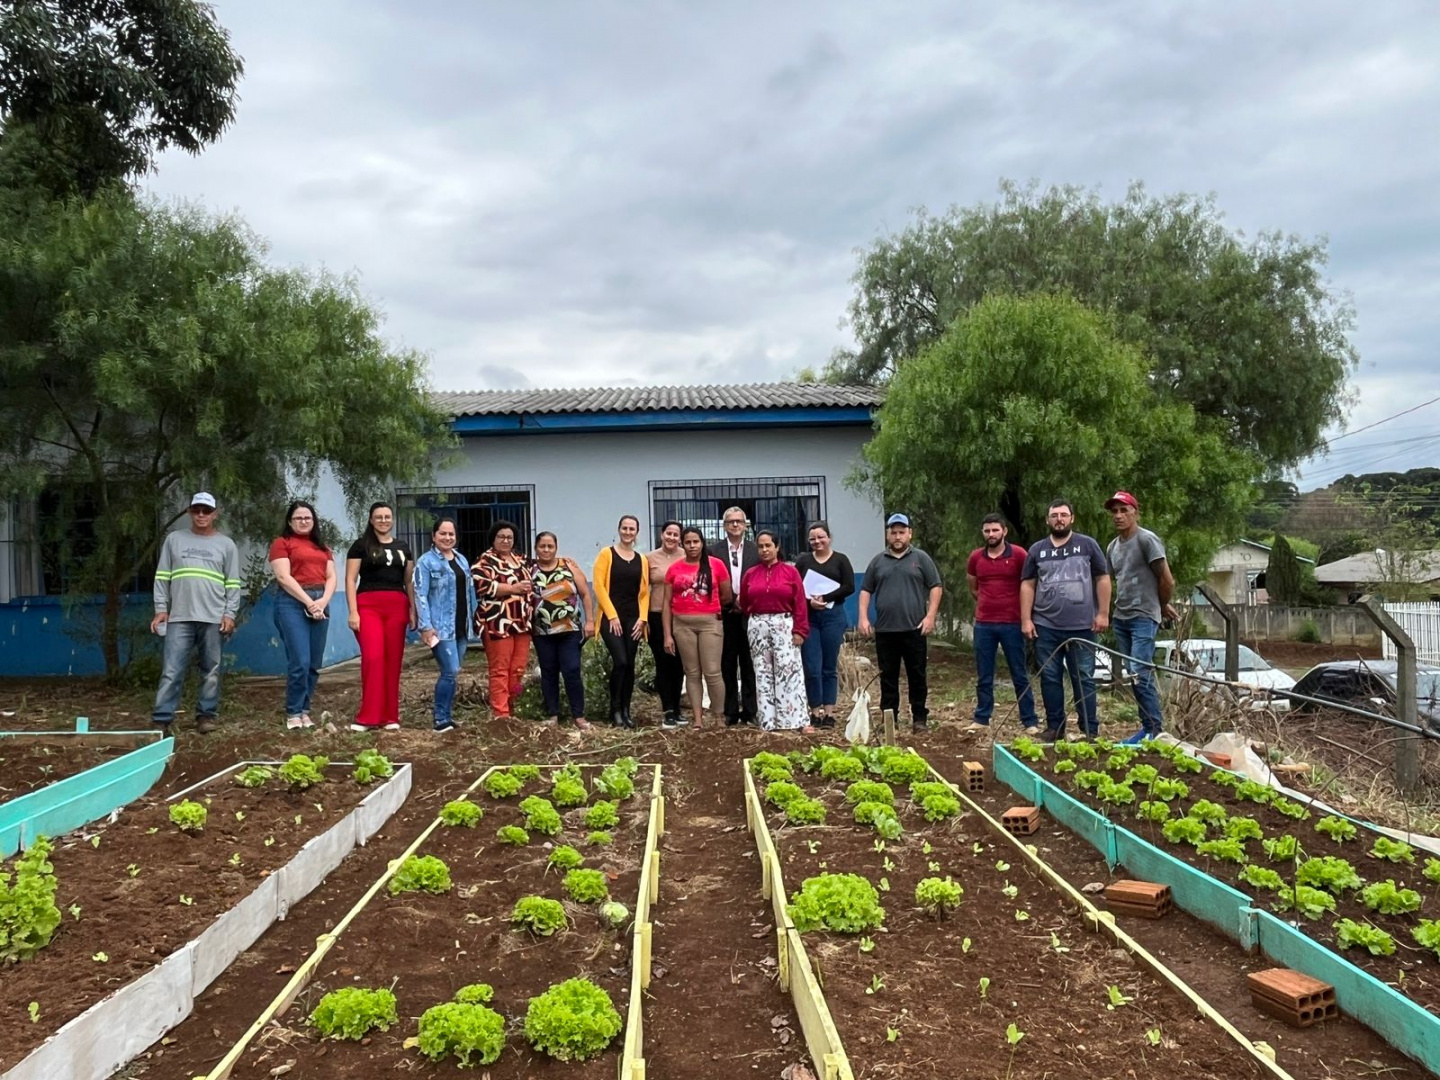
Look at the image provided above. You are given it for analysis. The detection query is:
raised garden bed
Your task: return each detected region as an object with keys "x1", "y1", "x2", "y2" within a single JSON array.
[
  {"x1": 744, "y1": 745, "x2": 1280, "y2": 1080},
  {"x1": 2, "y1": 753, "x2": 410, "y2": 1080},
  {"x1": 996, "y1": 737, "x2": 1440, "y2": 1075},
  {"x1": 199, "y1": 759, "x2": 662, "y2": 1080}
]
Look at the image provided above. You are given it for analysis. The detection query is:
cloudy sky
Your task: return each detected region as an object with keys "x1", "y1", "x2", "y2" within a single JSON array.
[{"x1": 145, "y1": 1, "x2": 1440, "y2": 488}]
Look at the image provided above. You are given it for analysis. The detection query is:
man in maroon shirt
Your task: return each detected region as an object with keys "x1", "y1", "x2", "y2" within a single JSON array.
[{"x1": 965, "y1": 514, "x2": 1039, "y2": 734}]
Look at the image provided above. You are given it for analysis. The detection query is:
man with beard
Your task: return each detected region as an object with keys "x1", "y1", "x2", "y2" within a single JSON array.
[
  {"x1": 859, "y1": 513, "x2": 943, "y2": 731},
  {"x1": 1020, "y1": 500, "x2": 1111, "y2": 742},
  {"x1": 965, "y1": 514, "x2": 1038, "y2": 735}
]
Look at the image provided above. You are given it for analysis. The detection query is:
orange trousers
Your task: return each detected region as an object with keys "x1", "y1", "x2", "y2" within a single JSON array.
[{"x1": 483, "y1": 632, "x2": 531, "y2": 717}]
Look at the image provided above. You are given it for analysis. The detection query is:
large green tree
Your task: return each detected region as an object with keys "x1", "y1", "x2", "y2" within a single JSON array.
[
  {"x1": 828, "y1": 181, "x2": 1357, "y2": 471},
  {"x1": 0, "y1": 0, "x2": 242, "y2": 195},
  {"x1": 856, "y1": 293, "x2": 1254, "y2": 587},
  {"x1": 0, "y1": 185, "x2": 452, "y2": 673}
]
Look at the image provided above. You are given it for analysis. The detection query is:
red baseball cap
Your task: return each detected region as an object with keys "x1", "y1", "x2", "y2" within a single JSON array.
[{"x1": 1105, "y1": 491, "x2": 1138, "y2": 510}]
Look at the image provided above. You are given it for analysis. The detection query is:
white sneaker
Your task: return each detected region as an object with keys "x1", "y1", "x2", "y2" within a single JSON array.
[
  {"x1": 383, "y1": 722, "x2": 401, "y2": 731},
  {"x1": 349, "y1": 723, "x2": 368, "y2": 732},
  {"x1": 285, "y1": 715, "x2": 305, "y2": 730},
  {"x1": 1022, "y1": 725, "x2": 1042, "y2": 736},
  {"x1": 963, "y1": 722, "x2": 989, "y2": 734}
]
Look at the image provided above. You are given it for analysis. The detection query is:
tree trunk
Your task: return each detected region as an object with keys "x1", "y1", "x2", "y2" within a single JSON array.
[
  {"x1": 101, "y1": 581, "x2": 122, "y2": 677},
  {"x1": 1000, "y1": 485, "x2": 1029, "y2": 547}
]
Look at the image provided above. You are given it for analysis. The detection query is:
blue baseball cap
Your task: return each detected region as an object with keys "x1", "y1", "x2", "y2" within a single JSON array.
[{"x1": 885, "y1": 513, "x2": 910, "y2": 527}]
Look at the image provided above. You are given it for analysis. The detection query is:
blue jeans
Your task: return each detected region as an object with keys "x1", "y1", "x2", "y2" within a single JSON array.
[
  {"x1": 801, "y1": 604, "x2": 847, "y2": 708},
  {"x1": 534, "y1": 631, "x2": 584, "y2": 720},
  {"x1": 973, "y1": 622, "x2": 1038, "y2": 727},
  {"x1": 1113, "y1": 616, "x2": 1164, "y2": 734},
  {"x1": 153, "y1": 620, "x2": 223, "y2": 725},
  {"x1": 274, "y1": 587, "x2": 329, "y2": 716},
  {"x1": 431, "y1": 638, "x2": 468, "y2": 726},
  {"x1": 1034, "y1": 624, "x2": 1097, "y2": 737}
]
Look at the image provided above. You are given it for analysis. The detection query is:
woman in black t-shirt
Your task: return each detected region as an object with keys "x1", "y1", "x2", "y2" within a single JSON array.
[
  {"x1": 793, "y1": 520, "x2": 855, "y2": 728},
  {"x1": 344, "y1": 501, "x2": 416, "y2": 730}
]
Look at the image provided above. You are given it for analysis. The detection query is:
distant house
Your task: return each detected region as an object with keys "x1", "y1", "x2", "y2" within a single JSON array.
[
  {"x1": 1202, "y1": 539, "x2": 1315, "y2": 606},
  {"x1": 1313, "y1": 550, "x2": 1440, "y2": 601}
]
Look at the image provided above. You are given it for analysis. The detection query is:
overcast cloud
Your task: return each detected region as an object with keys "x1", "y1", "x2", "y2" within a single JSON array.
[{"x1": 144, "y1": 1, "x2": 1440, "y2": 487}]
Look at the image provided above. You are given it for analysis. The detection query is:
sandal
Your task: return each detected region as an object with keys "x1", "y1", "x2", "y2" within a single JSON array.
[{"x1": 573, "y1": 717, "x2": 593, "y2": 732}]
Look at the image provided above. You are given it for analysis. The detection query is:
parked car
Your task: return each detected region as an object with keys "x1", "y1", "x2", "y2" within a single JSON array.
[
  {"x1": 1097, "y1": 638, "x2": 1296, "y2": 709},
  {"x1": 1285, "y1": 660, "x2": 1440, "y2": 730}
]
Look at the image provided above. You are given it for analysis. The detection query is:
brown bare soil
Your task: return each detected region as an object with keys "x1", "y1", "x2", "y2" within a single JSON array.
[{"x1": 0, "y1": 741, "x2": 131, "y2": 797}]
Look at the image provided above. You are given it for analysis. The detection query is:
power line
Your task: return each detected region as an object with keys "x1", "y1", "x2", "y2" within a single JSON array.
[{"x1": 1329, "y1": 396, "x2": 1440, "y2": 443}]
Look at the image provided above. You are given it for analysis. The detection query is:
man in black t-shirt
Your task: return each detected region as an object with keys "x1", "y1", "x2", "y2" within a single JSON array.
[{"x1": 859, "y1": 514, "x2": 943, "y2": 731}]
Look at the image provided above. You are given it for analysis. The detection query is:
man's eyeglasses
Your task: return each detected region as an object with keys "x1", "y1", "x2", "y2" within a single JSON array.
[{"x1": 189, "y1": 507, "x2": 216, "y2": 515}]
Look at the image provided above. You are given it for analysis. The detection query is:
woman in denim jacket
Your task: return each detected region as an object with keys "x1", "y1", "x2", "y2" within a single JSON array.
[{"x1": 412, "y1": 518, "x2": 478, "y2": 732}]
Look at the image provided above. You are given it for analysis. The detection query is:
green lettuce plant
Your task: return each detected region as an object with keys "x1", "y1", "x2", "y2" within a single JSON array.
[
  {"x1": 564, "y1": 868, "x2": 609, "y2": 903},
  {"x1": 821, "y1": 755, "x2": 865, "y2": 782},
  {"x1": 1125, "y1": 764, "x2": 1158, "y2": 786},
  {"x1": 168, "y1": 800, "x2": 207, "y2": 833},
  {"x1": 765, "y1": 781, "x2": 806, "y2": 808},
  {"x1": 593, "y1": 766, "x2": 634, "y2": 801},
  {"x1": 1235, "y1": 780, "x2": 1273, "y2": 804},
  {"x1": 789, "y1": 873, "x2": 885, "y2": 933},
  {"x1": 523, "y1": 978, "x2": 622, "y2": 1062},
  {"x1": 1262, "y1": 835, "x2": 1300, "y2": 862},
  {"x1": 511, "y1": 896, "x2": 568, "y2": 936},
  {"x1": 551, "y1": 768, "x2": 590, "y2": 807},
  {"x1": 497, "y1": 825, "x2": 530, "y2": 845},
  {"x1": 1171, "y1": 754, "x2": 1202, "y2": 774},
  {"x1": 853, "y1": 800, "x2": 894, "y2": 826},
  {"x1": 1161, "y1": 817, "x2": 1207, "y2": 846},
  {"x1": 0, "y1": 836, "x2": 61, "y2": 963},
  {"x1": 751, "y1": 752, "x2": 794, "y2": 782},
  {"x1": 1196, "y1": 838, "x2": 1247, "y2": 864},
  {"x1": 599, "y1": 900, "x2": 630, "y2": 929},
  {"x1": 879, "y1": 752, "x2": 930, "y2": 785},
  {"x1": 847, "y1": 780, "x2": 896, "y2": 806},
  {"x1": 1096, "y1": 779, "x2": 1135, "y2": 806},
  {"x1": 1136, "y1": 800, "x2": 1171, "y2": 823},
  {"x1": 1425, "y1": 858, "x2": 1440, "y2": 885},
  {"x1": 1074, "y1": 770, "x2": 1107, "y2": 791},
  {"x1": 1315, "y1": 816, "x2": 1357, "y2": 842},
  {"x1": 454, "y1": 983, "x2": 494, "y2": 1004},
  {"x1": 510, "y1": 764, "x2": 541, "y2": 783},
  {"x1": 278, "y1": 753, "x2": 329, "y2": 790},
  {"x1": 520, "y1": 796, "x2": 563, "y2": 836},
  {"x1": 483, "y1": 770, "x2": 523, "y2": 799},
  {"x1": 584, "y1": 801, "x2": 620, "y2": 829},
  {"x1": 1414, "y1": 919, "x2": 1440, "y2": 959},
  {"x1": 1209, "y1": 769, "x2": 1240, "y2": 788},
  {"x1": 914, "y1": 876, "x2": 963, "y2": 919},
  {"x1": 1275, "y1": 885, "x2": 1336, "y2": 920},
  {"x1": 1149, "y1": 778, "x2": 1189, "y2": 802},
  {"x1": 417, "y1": 1001, "x2": 505, "y2": 1067},
  {"x1": 1335, "y1": 918, "x2": 1395, "y2": 956},
  {"x1": 1361, "y1": 880, "x2": 1422, "y2": 915},
  {"x1": 1188, "y1": 800, "x2": 1227, "y2": 824},
  {"x1": 352, "y1": 749, "x2": 394, "y2": 785},
  {"x1": 1239, "y1": 865, "x2": 1284, "y2": 891},
  {"x1": 1105, "y1": 748, "x2": 1138, "y2": 771},
  {"x1": 1295, "y1": 856, "x2": 1362, "y2": 894},
  {"x1": 1053, "y1": 759, "x2": 1077, "y2": 773},
  {"x1": 233, "y1": 765, "x2": 273, "y2": 788},
  {"x1": 785, "y1": 798, "x2": 827, "y2": 826},
  {"x1": 1370, "y1": 837, "x2": 1416, "y2": 865},
  {"x1": 388, "y1": 855, "x2": 452, "y2": 895},
  {"x1": 439, "y1": 799, "x2": 482, "y2": 828},
  {"x1": 586, "y1": 830, "x2": 613, "y2": 846},
  {"x1": 1224, "y1": 816, "x2": 1263, "y2": 842},
  {"x1": 921, "y1": 792, "x2": 962, "y2": 821},
  {"x1": 1271, "y1": 796, "x2": 1311, "y2": 821},
  {"x1": 548, "y1": 845, "x2": 584, "y2": 870},
  {"x1": 1010, "y1": 737, "x2": 1045, "y2": 763},
  {"x1": 309, "y1": 987, "x2": 398, "y2": 1040}
]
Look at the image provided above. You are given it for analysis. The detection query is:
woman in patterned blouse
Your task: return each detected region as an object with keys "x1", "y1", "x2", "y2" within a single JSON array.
[
  {"x1": 531, "y1": 531, "x2": 596, "y2": 729},
  {"x1": 471, "y1": 519, "x2": 534, "y2": 720}
]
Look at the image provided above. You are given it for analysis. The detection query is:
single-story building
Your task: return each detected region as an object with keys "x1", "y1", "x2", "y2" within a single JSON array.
[
  {"x1": 0, "y1": 383, "x2": 885, "y2": 676},
  {"x1": 1200, "y1": 539, "x2": 1314, "y2": 606},
  {"x1": 1313, "y1": 550, "x2": 1440, "y2": 601}
]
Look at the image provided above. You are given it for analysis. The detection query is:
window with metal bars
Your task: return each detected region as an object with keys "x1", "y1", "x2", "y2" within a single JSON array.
[
  {"x1": 648, "y1": 476, "x2": 824, "y2": 559},
  {"x1": 394, "y1": 486, "x2": 535, "y2": 559}
]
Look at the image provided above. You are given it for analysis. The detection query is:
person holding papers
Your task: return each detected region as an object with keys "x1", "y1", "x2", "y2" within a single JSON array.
[{"x1": 793, "y1": 521, "x2": 854, "y2": 729}]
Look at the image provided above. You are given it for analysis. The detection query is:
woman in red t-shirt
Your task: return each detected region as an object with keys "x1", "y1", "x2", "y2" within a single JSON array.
[
  {"x1": 268, "y1": 500, "x2": 337, "y2": 730},
  {"x1": 662, "y1": 527, "x2": 732, "y2": 728}
]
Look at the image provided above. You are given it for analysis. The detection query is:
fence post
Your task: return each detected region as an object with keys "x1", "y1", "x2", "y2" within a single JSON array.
[
  {"x1": 1356, "y1": 595, "x2": 1421, "y2": 795},
  {"x1": 1195, "y1": 583, "x2": 1239, "y2": 684}
]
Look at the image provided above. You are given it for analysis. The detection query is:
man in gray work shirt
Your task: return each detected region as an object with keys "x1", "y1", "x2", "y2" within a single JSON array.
[
  {"x1": 1105, "y1": 491, "x2": 1177, "y2": 744},
  {"x1": 859, "y1": 513, "x2": 943, "y2": 731},
  {"x1": 151, "y1": 492, "x2": 241, "y2": 734}
]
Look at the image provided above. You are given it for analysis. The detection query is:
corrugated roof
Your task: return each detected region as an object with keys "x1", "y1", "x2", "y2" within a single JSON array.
[
  {"x1": 1314, "y1": 551, "x2": 1440, "y2": 585},
  {"x1": 432, "y1": 383, "x2": 884, "y2": 417}
]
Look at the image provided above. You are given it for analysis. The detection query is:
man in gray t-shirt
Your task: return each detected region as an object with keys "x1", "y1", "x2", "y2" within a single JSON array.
[{"x1": 1104, "y1": 491, "x2": 1177, "y2": 742}]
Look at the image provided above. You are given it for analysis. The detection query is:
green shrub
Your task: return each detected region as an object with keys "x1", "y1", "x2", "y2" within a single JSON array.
[
  {"x1": 0, "y1": 836, "x2": 61, "y2": 963},
  {"x1": 1294, "y1": 618, "x2": 1322, "y2": 645},
  {"x1": 483, "y1": 771, "x2": 524, "y2": 799},
  {"x1": 497, "y1": 825, "x2": 530, "y2": 846},
  {"x1": 922, "y1": 793, "x2": 962, "y2": 821},
  {"x1": 1361, "y1": 880, "x2": 1422, "y2": 915},
  {"x1": 789, "y1": 873, "x2": 885, "y2": 933},
  {"x1": 820, "y1": 756, "x2": 865, "y2": 782},
  {"x1": 309, "y1": 987, "x2": 398, "y2": 1040},
  {"x1": 388, "y1": 855, "x2": 452, "y2": 896},
  {"x1": 454, "y1": 983, "x2": 494, "y2": 1004},
  {"x1": 914, "y1": 876, "x2": 963, "y2": 918},
  {"x1": 1335, "y1": 918, "x2": 1395, "y2": 956},
  {"x1": 1315, "y1": 816, "x2": 1357, "y2": 842},
  {"x1": 520, "y1": 795, "x2": 563, "y2": 836},
  {"x1": 564, "y1": 868, "x2": 609, "y2": 903},
  {"x1": 168, "y1": 800, "x2": 207, "y2": 833},
  {"x1": 785, "y1": 797, "x2": 827, "y2": 826},
  {"x1": 511, "y1": 896, "x2": 568, "y2": 936},
  {"x1": 765, "y1": 781, "x2": 806, "y2": 808},
  {"x1": 353, "y1": 749, "x2": 394, "y2": 785},
  {"x1": 847, "y1": 780, "x2": 896, "y2": 806},
  {"x1": 586, "y1": 830, "x2": 613, "y2": 847},
  {"x1": 417, "y1": 1001, "x2": 506, "y2": 1067},
  {"x1": 524, "y1": 978, "x2": 622, "y2": 1062},
  {"x1": 584, "y1": 801, "x2": 620, "y2": 829},
  {"x1": 278, "y1": 753, "x2": 329, "y2": 790},
  {"x1": 233, "y1": 765, "x2": 273, "y2": 788},
  {"x1": 548, "y1": 845, "x2": 584, "y2": 870},
  {"x1": 879, "y1": 753, "x2": 930, "y2": 785},
  {"x1": 439, "y1": 799, "x2": 482, "y2": 828}
]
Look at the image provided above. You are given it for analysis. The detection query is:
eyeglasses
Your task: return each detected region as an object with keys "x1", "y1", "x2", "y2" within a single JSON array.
[
  {"x1": 189, "y1": 507, "x2": 216, "y2": 514},
  {"x1": 290, "y1": 516, "x2": 314, "y2": 522}
]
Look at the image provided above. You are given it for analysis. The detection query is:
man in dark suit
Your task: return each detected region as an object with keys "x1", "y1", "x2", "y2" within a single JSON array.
[{"x1": 711, "y1": 506, "x2": 759, "y2": 725}]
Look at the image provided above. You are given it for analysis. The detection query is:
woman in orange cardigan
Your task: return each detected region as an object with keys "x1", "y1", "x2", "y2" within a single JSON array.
[{"x1": 592, "y1": 515, "x2": 650, "y2": 728}]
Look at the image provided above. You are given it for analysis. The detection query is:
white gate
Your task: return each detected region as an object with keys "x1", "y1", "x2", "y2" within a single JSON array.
[{"x1": 1381, "y1": 602, "x2": 1440, "y2": 665}]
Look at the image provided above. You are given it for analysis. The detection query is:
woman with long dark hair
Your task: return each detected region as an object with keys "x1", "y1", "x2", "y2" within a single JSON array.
[
  {"x1": 472, "y1": 519, "x2": 534, "y2": 721},
  {"x1": 646, "y1": 520, "x2": 686, "y2": 726},
  {"x1": 740, "y1": 529, "x2": 811, "y2": 732},
  {"x1": 345, "y1": 501, "x2": 416, "y2": 730},
  {"x1": 793, "y1": 520, "x2": 855, "y2": 728},
  {"x1": 412, "y1": 518, "x2": 477, "y2": 733},
  {"x1": 662, "y1": 526, "x2": 731, "y2": 728},
  {"x1": 592, "y1": 514, "x2": 648, "y2": 727},
  {"x1": 531, "y1": 530, "x2": 596, "y2": 729},
  {"x1": 269, "y1": 499, "x2": 336, "y2": 730}
]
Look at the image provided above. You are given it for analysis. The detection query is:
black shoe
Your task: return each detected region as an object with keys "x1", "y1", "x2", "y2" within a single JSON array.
[
  {"x1": 912, "y1": 718, "x2": 929, "y2": 731},
  {"x1": 662, "y1": 711, "x2": 678, "y2": 729},
  {"x1": 621, "y1": 707, "x2": 634, "y2": 728},
  {"x1": 813, "y1": 715, "x2": 835, "y2": 730},
  {"x1": 725, "y1": 714, "x2": 741, "y2": 727},
  {"x1": 611, "y1": 711, "x2": 626, "y2": 727}
]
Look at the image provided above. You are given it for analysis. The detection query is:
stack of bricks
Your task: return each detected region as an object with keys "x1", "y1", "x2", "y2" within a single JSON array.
[
  {"x1": 1246, "y1": 969, "x2": 1338, "y2": 1027},
  {"x1": 1001, "y1": 806, "x2": 1040, "y2": 836},
  {"x1": 962, "y1": 761, "x2": 985, "y2": 792},
  {"x1": 1103, "y1": 880, "x2": 1172, "y2": 919}
]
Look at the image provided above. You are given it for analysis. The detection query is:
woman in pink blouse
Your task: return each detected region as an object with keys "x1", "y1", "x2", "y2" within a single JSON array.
[{"x1": 739, "y1": 530, "x2": 811, "y2": 732}]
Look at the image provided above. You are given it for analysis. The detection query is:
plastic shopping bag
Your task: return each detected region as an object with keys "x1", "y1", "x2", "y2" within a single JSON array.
[{"x1": 844, "y1": 687, "x2": 872, "y2": 745}]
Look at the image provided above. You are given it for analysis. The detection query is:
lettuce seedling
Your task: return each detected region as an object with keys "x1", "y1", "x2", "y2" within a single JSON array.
[
  {"x1": 751, "y1": 752, "x2": 794, "y2": 782},
  {"x1": 309, "y1": 987, "x2": 398, "y2": 1040},
  {"x1": 1361, "y1": 879, "x2": 1422, "y2": 915},
  {"x1": 497, "y1": 825, "x2": 530, "y2": 845},
  {"x1": 1096, "y1": 779, "x2": 1136, "y2": 807},
  {"x1": 1235, "y1": 780, "x2": 1273, "y2": 804},
  {"x1": 788, "y1": 873, "x2": 885, "y2": 933},
  {"x1": 586, "y1": 830, "x2": 613, "y2": 846},
  {"x1": 1172, "y1": 754, "x2": 1202, "y2": 774},
  {"x1": 520, "y1": 796, "x2": 563, "y2": 836},
  {"x1": 1161, "y1": 817, "x2": 1207, "y2": 846},
  {"x1": 584, "y1": 800, "x2": 620, "y2": 829},
  {"x1": 352, "y1": 749, "x2": 394, "y2": 785},
  {"x1": 765, "y1": 781, "x2": 806, "y2": 808},
  {"x1": 233, "y1": 765, "x2": 273, "y2": 789},
  {"x1": 1413, "y1": 919, "x2": 1440, "y2": 959},
  {"x1": 278, "y1": 753, "x2": 329, "y2": 790},
  {"x1": 1196, "y1": 838, "x2": 1247, "y2": 864},
  {"x1": 388, "y1": 854, "x2": 452, "y2": 896},
  {"x1": 439, "y1": 799, "x2": 482, "y2": 828},
  {"x1": 552, "y1": 773, "x2": 590, "y2": 808},
  {"x1": 1010, "y1": 737, "x2": 1045, "y2": 763},
  {"x1": 564, "y1": 868, "x2": 609, "y2": 903},
  {"x1": 1262, "y1": 834, "x2": 1300, "y2": 862},
  {"x1": 1239, "y1": 865, "x2": 1284, "y2": 891},
  {"x1": 922, "y1": 793, "x2": 962, "y2": 821},
  {"x1": 592, "y1": 767, "x2": 633, "y2": 801},
  {"x1": 1125, "y1": 764, "x2": 1158, "y2": 786},
  {"x1": 1271, "y1": 796, "x2": 1311, "y2": 821},
  {"x1": 1295, "y1": 856, "x2": 1362, "y2": 894},
  {"x1": 848, "y1": 780, "x2": 897, "y2": 806},
  {"x1": 1149, "y1": 778, "x2": 1189, "y2": 802},
  {"x1": 874, "y1": 814, "x2": 904, "y2": 841},
  {"x1": 599, "y1": 900, "x2": 630, "y2": 929},
  {"x1": 821, "y1": 755, "x2": 865, "y2": 782},
  {"x1": 1275, "y1": 885, "x2": 1336, "y2": 920},
  {"x1": 785, "y1": 798, "x2": 827, "y2": 826},
  {"x1": 1137, "y1": 800, "x2": 1171, "y2": 823},
  {"x1": 1189, "y1": 800, "x2": 1227, "y2": 824},
  {"x1": 511, "y1": 896, "x2": 568, "y2": 936},
  {"x1": 1074, "y1": 770, "x2": 1108, "y2": 791},
  {"x1": 524, "y1": 978, "x2": 622, "y2": 1062},
  {"x1": 454, "y1": 983, "x2": 494, "y2": 1004},
  {"x1": 1335, "y1": 918, "x2": 1395, "y2": 956},
  {"x1": 510, "y1": 764, "x2": 541, "y2": 783},
  {"x1": 548, "y1": 845, "x2": 584, "y2": 871},
  {"x1": 1371, "y1": 837, "x2": 1416, "y2": 865},
  {"x1": 1053, "y1": 759, "x2": 1078, "y2": 774},
  {"x1": 0, "y1": 836, "x2": 61, "y2": 963},
  {"x1": 914, "y1": 876, "x2": 963, "y2": 919},
  {"x1": 1209, "y1": 769, "x2": 1240, "y2": 788},
  {"x1": 483, "y1": 771, "x2": 524, "y2": 799},
  {"x1": 879, "y1": 752, "x2": 931, "y2": 786},
  {"x1": 1224, "y1": 816, "x2": 1263, "y2": 842},
  {"x1": 1105, "y1": 748, "x2": 1138, "y2": 771},
  {"x1": 1067, "y1": 741, "x2": 1099, "y2": 760},
  {"x1": 1314, "y1": 815, "x2": 1357, "y2": 842},
  {"x1": 853, "y1": 800, "x2": 893, "y2": 826},
  {"x1": 1425, "y1": 858, "x2": 1440, "y2": 885},
  {"x1": 168, "y1": 800, "x2": 207, "y2": 833},
  {"x1": 417, "y1": 1001, "x2": 506, "y2": 1067}
]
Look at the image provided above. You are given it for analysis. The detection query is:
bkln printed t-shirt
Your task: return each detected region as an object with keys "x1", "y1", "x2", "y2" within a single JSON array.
[{"x1": 1021, "y1": 534, "x2": 1108, "y2": 631}]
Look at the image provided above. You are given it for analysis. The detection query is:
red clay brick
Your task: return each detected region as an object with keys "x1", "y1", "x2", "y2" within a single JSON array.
[
  {"x1": 962, "y1": 761, "x2": 985, "y2": 792},
  {"x1": 1248, "y1": 979, "x2": 1339, "y2": 1028},
  {"x1": 1201, "y1": 752, "x2": 1232, "y2": 769},
  {"x1": 1001, "y1": 806, "x2": 1040, "y2": 835},
  {"x1": 1104, "y1": 880, "x2": 1172, "y2": 918}
]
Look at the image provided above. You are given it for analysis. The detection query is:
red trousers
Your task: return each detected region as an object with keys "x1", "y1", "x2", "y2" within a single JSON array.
[
  {"x1": 483, "y1": 632, "x2": 531, "y2": 717},
  {"x1": 355, "y1": 591, "x2": 409, "y2": 727}
]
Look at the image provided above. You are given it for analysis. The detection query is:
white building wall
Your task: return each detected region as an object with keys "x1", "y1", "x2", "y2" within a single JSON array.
[{"x1": 422, "y1": 425, "x2": 883, "y2": 564}]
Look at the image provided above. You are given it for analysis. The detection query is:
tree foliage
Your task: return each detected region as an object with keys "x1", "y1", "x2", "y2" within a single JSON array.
[
  {"x1": 0, "y1": 184, "x2": 452, "y2": 672},
  {"x1": 827, "y1": 181, "x2": 1357, "y2": 472},
  {"x1": 0, "y1": 0, "x2": 242, "y2": 195},
  {"x1": 1265, "y1": 535, "x2": 1304, "y2": 604},
  {"x1": 855, "y1": 293, "x2": 1253, "y2": 584}
]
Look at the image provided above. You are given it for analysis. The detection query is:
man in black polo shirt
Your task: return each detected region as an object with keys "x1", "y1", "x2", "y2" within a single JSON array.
[{"x1": 859, "y1": 513, "x2": 944, "y2": 731}]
